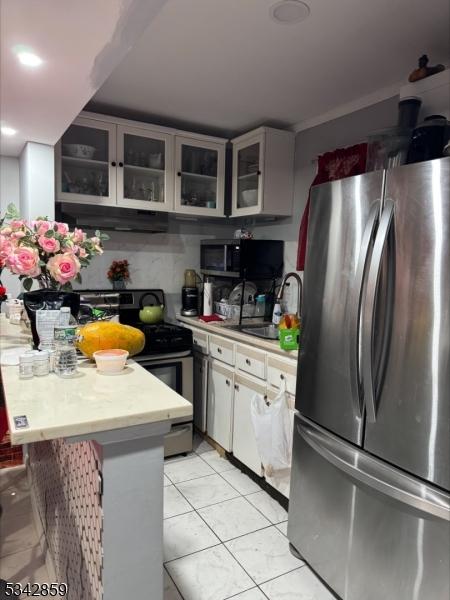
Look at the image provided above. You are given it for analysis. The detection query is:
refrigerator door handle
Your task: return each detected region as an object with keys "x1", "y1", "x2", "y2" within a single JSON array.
[
  {"x1": 362, "y1": 199, "x2": 395, "y2": 422},
  {"x1": 298, "y1": 419, "x2": 450, "y2": 522},
  {"x1": 349, "y1": 202, "x2": 379, "y2": 417}
]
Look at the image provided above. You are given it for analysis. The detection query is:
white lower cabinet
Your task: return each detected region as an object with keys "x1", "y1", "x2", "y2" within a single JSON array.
[
  {"x1": 207, "y1": 360, "x2": 234, "y2": 452},
  {"x1": 232, "y1": 374, "x2": 265, "y2": 476},
  {"x1": 193, "y1": 352, "x2": 208, "y2": 433}
]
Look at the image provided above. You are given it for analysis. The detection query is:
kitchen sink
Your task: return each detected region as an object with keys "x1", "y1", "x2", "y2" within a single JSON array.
[{"x1": 225, "y1": 322, "x2": 279, "y2": 340}]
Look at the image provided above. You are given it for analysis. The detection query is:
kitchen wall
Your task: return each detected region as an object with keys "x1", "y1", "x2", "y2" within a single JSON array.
[
  {"x1": 247, "y1": 96, "x2": 399, "y2": 312},
  {"x1": 73, "y1": 218, "x2": 235, "y2": 320},
  {"x1": 0, "y1": 155, "x2": 21, "y2": 298}
]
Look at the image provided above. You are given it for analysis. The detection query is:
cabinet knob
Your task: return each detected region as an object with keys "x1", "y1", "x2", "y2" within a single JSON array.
[
  {"x1": 226, "y1": 379, "x2": 230, "y2": 386},
  {"x1": 280, "y1": 374, "x2": 285, "y2": 380},
  {"x1": 245, "y1": 358, "x2": 251, "y2": 366},
  {"x1": 118, "y1": 162, "x2": 123, "y2": 167},
  {"x1": 111, "y1": 161, "x2": 116, "y2": 167},
  {"x1": 177, "y1": 171, "x2": 182, "y2": 177},
  {"x1": 217, "y1": 348, "x2": 222, "y2": 354},
  {"x1": 234, "y1": 384, "x2": 239, "y2": 391},
  {"x1": 257, "y1": 170, "x2": 262, "y2": 175}
]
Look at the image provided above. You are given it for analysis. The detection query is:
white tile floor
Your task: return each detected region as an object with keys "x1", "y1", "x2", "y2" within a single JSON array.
[{"x1": 0, "y1": 436, "x2": 336, "y2": 600}]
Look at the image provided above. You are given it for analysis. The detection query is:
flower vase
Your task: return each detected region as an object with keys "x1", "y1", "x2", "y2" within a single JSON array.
[
  {"x1": 23, "y1": 289, "x2": 81, "y2": 348},
  {"x1": 112, "y1": 280, "x2": 126, "y2": 290}
]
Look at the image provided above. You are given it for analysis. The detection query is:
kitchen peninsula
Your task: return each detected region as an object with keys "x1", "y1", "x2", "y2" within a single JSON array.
[{"x1": 0, "y1": 317, "x2": 192, "y2": 600}]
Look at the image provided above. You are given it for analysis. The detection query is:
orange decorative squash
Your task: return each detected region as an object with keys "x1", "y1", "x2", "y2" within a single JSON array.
[{"x1": 76, "y1": 321, "x2": 145, "y2": 359}]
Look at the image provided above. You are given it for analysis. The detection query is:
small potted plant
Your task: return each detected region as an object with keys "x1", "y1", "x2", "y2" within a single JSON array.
[{"x1": 107, "y1": 260, "x2": 130, "y2": 290}]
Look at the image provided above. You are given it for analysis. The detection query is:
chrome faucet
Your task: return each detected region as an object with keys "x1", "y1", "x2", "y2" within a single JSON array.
[{"x1": 277, "y1": 272, "x2": 303, "y2": 317}]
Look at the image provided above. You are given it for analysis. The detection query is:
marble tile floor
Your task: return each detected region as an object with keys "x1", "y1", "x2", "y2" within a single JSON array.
[{"x1": 0, "y1": 436, "x2": 336, "y2": 600}]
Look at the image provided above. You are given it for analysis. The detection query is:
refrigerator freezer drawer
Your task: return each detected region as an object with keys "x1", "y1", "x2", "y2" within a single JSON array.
[{"x1": 288, "y1": 415, "x2": 450, "y2": 600}]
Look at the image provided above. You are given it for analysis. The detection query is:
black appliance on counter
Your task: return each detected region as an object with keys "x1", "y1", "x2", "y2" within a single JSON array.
[
  {"x1": 79, "y1": 288, "x2": 193, "y2": 457},
  {"x1": 200, "y1": 239, "x2": 284, "y2": 279},
  {"x1": 181, "y1": 286, "x2": 199, "y2": 317}
]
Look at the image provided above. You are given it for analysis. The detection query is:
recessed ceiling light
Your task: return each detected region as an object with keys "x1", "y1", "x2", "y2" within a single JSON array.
[
  {"x1": 1, "y1": 126, "x2": 17, "y2": 136},
  {"x1": 13, "y1": 45, "x2": 43, "y2": 67},
  {"x1": 270, "y1": 0, "x2": 310, "y2": 24}
]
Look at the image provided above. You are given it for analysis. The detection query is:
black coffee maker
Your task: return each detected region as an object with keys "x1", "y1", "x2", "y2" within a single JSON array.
[{"x1": 181, "y1": 269, "x2": 199, "y2": 317}]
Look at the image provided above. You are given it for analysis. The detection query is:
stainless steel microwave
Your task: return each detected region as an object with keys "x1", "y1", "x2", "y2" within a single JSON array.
[{"x1": 200, "y1": 239, "x2": 284, "y2": 279}]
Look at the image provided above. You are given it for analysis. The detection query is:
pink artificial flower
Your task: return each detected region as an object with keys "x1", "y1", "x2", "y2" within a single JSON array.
[
  {"x1": 47, "y1": 252, "x2": 80, "y2": 285},
  {"x1": 11, "y1": 231, "x2": 26, "y2": 240},
  {"x1": 0, "y1": 227, "x2": 12, "y2": 236},
  {"x1": 56, "y1": 222, "x2": 69, "y2": 235},
  {"x1": 6, "y1": 246, "x2": 41, "y2": 277},
  {"x1": 0, "y1": 235, "x2": 15, "y2": 260},
  {"x1": 89, "y1": 236, "x2": 103, "y2": 255},
  {"x1": 78, "y1": 247, "x2": 87, "y2": 258},
  {"x1": 34, "y1": 220, "x2": 52, "y2": 236},
  {"x1": 38, "y1": 235, "x2": 60, "y2": 254},
  {"x1": 10, "y1": 219, "x2": 25, "y2": 230},
  {"x1": 71, "y1": 228, "x2": 86, "y2": 243}
]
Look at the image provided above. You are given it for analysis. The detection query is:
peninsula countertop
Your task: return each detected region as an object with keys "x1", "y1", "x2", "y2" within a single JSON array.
[{"x1": 0, "y1": 317, "x2": 192, "y2": 445}]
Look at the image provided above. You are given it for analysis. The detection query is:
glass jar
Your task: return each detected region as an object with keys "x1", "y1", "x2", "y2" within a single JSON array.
[
  {"x1": 19, "y1": 353, "x2": 34, "y2": 379},
  {"x1": 33, "y1": 350, "x2": 50, "y2": 377}
]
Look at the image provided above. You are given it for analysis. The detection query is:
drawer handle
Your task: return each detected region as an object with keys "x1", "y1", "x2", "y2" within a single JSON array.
[
  {"x1": 280, "y1": 374, "x2": 285, "y2": 380},
  {"x1": 245, "y1": 358, "x2": 251, "y2": 366},
  {"x1": 234, "y1": 384, "x2": 239, "y2": 391},
  {"x1": 226, "y1": 379, "x2": 230, "y2": 386},
  {"x1": 217, "y1": 348, "x2": 222, "y2": 354}
]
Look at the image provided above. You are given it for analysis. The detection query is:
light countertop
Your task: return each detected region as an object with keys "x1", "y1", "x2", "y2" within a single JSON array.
[
  {"x1": 177, "y1": 315, "x2": 298, "y2": 360},
  {"x1": 0, "y1": 317, "x2": 192, "y2": 445}
]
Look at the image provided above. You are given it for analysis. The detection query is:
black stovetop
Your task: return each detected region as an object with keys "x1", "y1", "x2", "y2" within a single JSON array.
[{"x1": 131, "y1": 321, "x2": 193, "y2": 356}]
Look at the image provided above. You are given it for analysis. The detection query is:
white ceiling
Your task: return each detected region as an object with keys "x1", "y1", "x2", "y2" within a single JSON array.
[
  {"x1": 0, "y1": 0, "x2": 168, "y2": 156},
  {"x1": 91, "y1": 0, "x2": 449, "y2": 137}
]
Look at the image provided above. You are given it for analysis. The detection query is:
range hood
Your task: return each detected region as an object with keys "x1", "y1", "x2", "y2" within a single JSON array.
[{"x1": 57, "y1": 203, "x2": 169, "y2": 233}]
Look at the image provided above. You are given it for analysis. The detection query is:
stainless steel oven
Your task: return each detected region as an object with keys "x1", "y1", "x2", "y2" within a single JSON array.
[{"x1": 135, "y1": 353, "x2": 194, "y2": 457}]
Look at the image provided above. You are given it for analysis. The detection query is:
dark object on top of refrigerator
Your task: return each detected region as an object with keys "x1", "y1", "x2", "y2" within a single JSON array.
[
  {"x1": 288, "y1": 158, "x2": 450, "y2": 600},
  {"x1": 407, "y1": 114, "x2": 450, "y2": 164}
]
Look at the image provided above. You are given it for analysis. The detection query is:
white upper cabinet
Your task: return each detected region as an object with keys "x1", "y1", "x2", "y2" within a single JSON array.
[
  {"x1": 56, "y1": 117, "x2": 117, "y2": 206},
  {"x1": 116, "y1": 125, "x2": 174, "y2": 212},
  {"x1": 56, "y1": 113, "x2": 227, "y2": 217},
  {"x1": 174, "y1": 135, "x2": 226, "y2": 217},
  {"x1": 231, "y1": 127, "x2": 295, "y2": 217}
]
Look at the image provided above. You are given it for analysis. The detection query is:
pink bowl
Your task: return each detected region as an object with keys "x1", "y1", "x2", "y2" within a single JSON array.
[{"x1": 93, "y1": 349, "x2": 129, "y2": 373}]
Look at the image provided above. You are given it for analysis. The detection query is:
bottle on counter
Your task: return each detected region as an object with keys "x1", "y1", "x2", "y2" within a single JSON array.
[{"x1": 54, "y1": 309, "x2": 79, "y2": 378}]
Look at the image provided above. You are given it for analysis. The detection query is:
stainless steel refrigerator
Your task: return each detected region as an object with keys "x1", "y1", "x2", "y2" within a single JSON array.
[{"x1": 288, "y1": 157, "x2": 450, "y2": 600}]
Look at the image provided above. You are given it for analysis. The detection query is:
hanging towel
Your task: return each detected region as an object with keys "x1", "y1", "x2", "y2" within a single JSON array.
[{"x1": 296, "y1": 143, "x2": 368, "y2": 271}]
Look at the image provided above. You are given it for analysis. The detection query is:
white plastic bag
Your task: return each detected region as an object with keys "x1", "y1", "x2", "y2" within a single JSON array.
[{"x1": 250, "y1": 387, "x2": 293, "y2": 476}]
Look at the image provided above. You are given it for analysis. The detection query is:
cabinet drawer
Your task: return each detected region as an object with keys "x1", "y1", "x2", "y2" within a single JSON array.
[
  {"x1": 236, "y1": 345, "x2": 266, "y2": 380},
  {"x1": 192, "y1": 330, "x2": 208, "y2": 354},
  {"x1": 209, "y1": 335, "x2": 234, "y2": 366},
  {"x1": 267, "y1": 356, "x2": 297, "y2": 395}
]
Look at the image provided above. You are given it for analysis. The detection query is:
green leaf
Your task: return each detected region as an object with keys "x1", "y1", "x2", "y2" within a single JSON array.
[
  {"x1": 75, "y1": 273, "x2": 82, "y2": 284},
  {"x1": 60, "y1": 282, "x2": 73, "y2": 292},
  {"x1": 100, "y1": 232, "x2": 110, "y2": 241},
  {"x1": 5, "y1": 203, "x2": 20, "y2": 219},
  {"x1": 22, "y1": 278, "x2": 33, "y2": 291},
  {"x1": 44, "y1": 230, "x2": 54, "y2": 238}
]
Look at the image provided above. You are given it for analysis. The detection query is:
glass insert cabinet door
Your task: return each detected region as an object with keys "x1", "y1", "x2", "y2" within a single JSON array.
[
  {"x1": 175, "y1": 136, "x2": 225, "y2": 215},
  {"x1": 117, "y1": 125, "x2": 173, "y2": 211},
  {"x1": 235, "y1": 140, "x2": 262, "y2": 211},
  {"x1": 58, "y1": 117, "x2": 117, "y2": 204}
]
